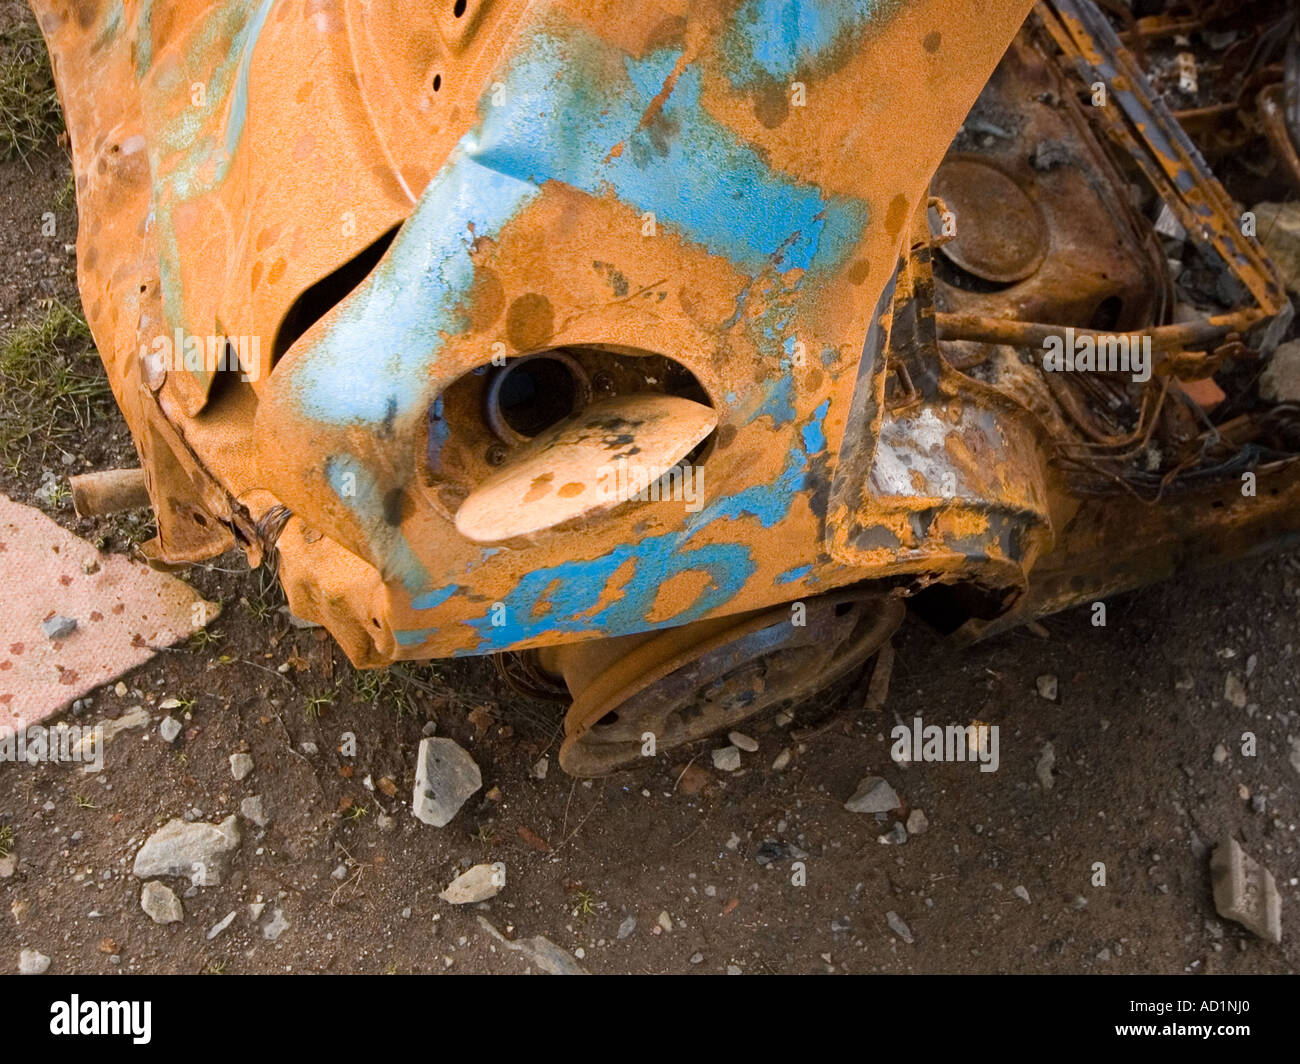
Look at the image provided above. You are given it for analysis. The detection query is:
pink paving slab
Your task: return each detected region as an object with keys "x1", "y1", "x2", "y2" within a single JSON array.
[{"x1": 0, "y1": 493, "x2": 219, "y2": 736}]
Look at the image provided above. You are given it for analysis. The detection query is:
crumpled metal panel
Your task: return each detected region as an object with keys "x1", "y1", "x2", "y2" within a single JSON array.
[{"x1": 34, "y1": 0, "x2": 1036, "y2": 665}]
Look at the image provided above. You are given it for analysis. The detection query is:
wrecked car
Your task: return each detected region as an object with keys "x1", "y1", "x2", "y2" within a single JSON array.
[{"x1": 32, "y1": 0, "x2": 1300, "y2": 774}]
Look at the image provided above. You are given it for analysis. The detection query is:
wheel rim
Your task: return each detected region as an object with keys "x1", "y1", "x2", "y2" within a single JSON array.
[{"x1": 555, "y1": 591, "x2": 904, "y2": 776}]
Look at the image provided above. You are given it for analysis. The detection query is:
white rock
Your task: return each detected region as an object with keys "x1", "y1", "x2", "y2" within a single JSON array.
[
  {"x1": 771, "y1": 748, "x2": 792, "y2": 771},
  {"x1": 140, "y1": 880, "x2": 183, "y2": 924},
  {"x1": 229, "y1": 753, "x2": 254, "y2": 781},
  {"x1": 439, "y1": 863, "x2": 503, "y2": 904},
  {"x1": 159, "y1": 716, "x2": 182, "y2": 743},
  {"x1": 727, "y1": 731, "x2": 758, "y2": 752},
  {"x1": 239, "y1": 795, "x2": 268, "y2": 827},
  {"x1": 844, "y1": 776, "x2": 900, "y2": 813},
  {"x1": 19, "y1": 949, "x2": 50, "y2": 974},
  {"x1": 1035, "y1": 674, "x2": 1058, "y2": 701},
  {"x1": 412, "y1": 738, "x2": 481, "y2": 827},
  {"x1": 262, "y1": 909, "x2": 290, "y2": 941},
  {"x1": 207, "y1": 911, "x2": 237, "y2": 940},
  {"x1": 1036, "y1": 742, "x2": 1056, "y2": 791},
  {"x1": 132, "y1": 815, "x2": 240, "y2": 885},
  {"x1": 711, "y1": 746, "x2": 742, "y2": 772}
]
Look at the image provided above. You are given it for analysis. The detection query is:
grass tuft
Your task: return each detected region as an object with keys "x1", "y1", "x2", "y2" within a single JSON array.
[
  {"x1": 0, "y1": 13, "x2": 62, "y2": 164},
  {"x1": 0, "y1": 298, "x2": 109, "y2": 469}
]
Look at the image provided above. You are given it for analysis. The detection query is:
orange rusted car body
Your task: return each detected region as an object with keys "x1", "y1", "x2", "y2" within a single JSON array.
[{"x1": 31, "y1": 0, "x2": 1300, "y2": 679}]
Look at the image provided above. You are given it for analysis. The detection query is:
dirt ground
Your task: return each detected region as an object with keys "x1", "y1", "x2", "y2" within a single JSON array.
[{"x1": 2, "y1": 20, "x2": 1299, "y2": 975}]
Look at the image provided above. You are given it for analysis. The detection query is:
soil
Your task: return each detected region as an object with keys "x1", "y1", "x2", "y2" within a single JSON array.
[{"x1": 1, "y1": 101, "x2": 1298, "y2": 979}]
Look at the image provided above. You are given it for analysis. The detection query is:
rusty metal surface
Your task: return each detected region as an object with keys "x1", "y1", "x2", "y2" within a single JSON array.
[
  {"x1": 35, "y1": 0, "x2": 1035, "y2": 667},
  {"x1": 28, "y1": 0, "x2": 1300, "y2": 772},
  {"x1": 547, "y1": 590, "x2": 904, "y2": 775}
]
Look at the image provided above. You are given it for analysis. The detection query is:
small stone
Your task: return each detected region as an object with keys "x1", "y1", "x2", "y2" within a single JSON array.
[
  {"x1": 206, "y1": 911, "x2": 236, "y2": 940},
  {"x1": 1013, "y1": 885, "x2": 1031, "y2": 903},
  {"x1": 727, "y1": 731, "x2": 758, "y2": 753},
  {"x1": 616, "y1": 915, "x2": 637, "y2": 940},
  {"x1": 726, "y1": 964, "x2": 742, "y2": 975},
  {"x1": 332, "y1": 863, "x2": 348, "y2": 880},
  {"x1": 844, "y1": 776, "x2": 899, "y2": 814},
  {"x1": 771, "y1": 748, "x2": 792, "y2": 772},
  {"x1": 0, "y1": 852, "x2": 15, "y2": 878},
  {"x1": 1224, "y1": 673, "x2": 1247, "y2": 709},
  {"x1": 1036, "y1": 742, "x2": 1056, "y2": 791},
  {"x1": 1035, "y1": 674, "x2": 1058, "y2": 701},
  {"x1": 229, "y1": 753, "x2": 254, "y2": 781},
  {"x1": 532, "y1": 756, "x2": 549, "y2": 780},
  {"x1": 41, "y1": 615, "x2": 76, "y2": 640},
  {"x1": 689, "y1": 951, "x2": 704, "y2": 964},
  {"x1": 133, "y1": 816, "x2": 240, "y2": 886},
  {"x1": 711, "y1": 746, "x2": 741, "y2": 772},
  {"x1": 885, "y1": 911, "x2": 913, "y2": 944},
  {"x1": 877, "y1": 822, "x2": 908, "y2": 846},
  {"x1": 262, "y1": 909, "x2": 290, "y2": 941},
  {"x1": 421, "y1": 721, "x2": 437, "y2": 737},
  {"x1": 905, "y1": 809, "x2": 929, "y2": 835},
  {"x1": 140, "y1": 881, "x2": 183, "y2": 924},
  {"x1": 656, "y1": 911, "x2": 673, "y2": 933},
  {"x1": 1211, "y1": 836, "x2": 1282, "y2": 943},
  {"x1": 299, "y1": 741, "x2": 319, "y2": 756},
  {"x1": 774, "y1": 710, "x2": 794, "y2": 728},
  {"x1": 158, "y1": 716, "x2": 182, "y2": 743},
  {"x1": 413, "y1": 738, "x2": 482, "y2": 827},
  {"x1": 248, "y1": 902, "x2": 265, "y2": 920},
  {"x1": 1212, "y1": 743, "x2": 1229, "y2": 765},
  {"x1": 439, "y1": 863, "x2": 503, "y2": 904},
  {"x1": 19, "y1": 949, "x2": 50, "y2": 975},
  {"x1": 476, "y1": 917, "x2": 588, "y2": 975},
  {"x1": 376, "y1": 813, "x2": 396, "y2": 832},
  {"x1": 239, "y1": 795, "x2": 268, "y2": 827}
]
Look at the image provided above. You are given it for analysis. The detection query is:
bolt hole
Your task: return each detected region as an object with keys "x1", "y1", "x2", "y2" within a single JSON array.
[
  {"x1": 453, "y1": 0, "x2": 466, "y2": 16},
  {"x1": 432, "y1": 74, "x2": 442, "y2": 92}
]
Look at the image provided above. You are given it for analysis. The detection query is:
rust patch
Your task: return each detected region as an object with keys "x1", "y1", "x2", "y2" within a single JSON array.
[{"x1": 505, "y1": 292, "x2": 555, "y2": 352}]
